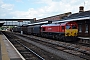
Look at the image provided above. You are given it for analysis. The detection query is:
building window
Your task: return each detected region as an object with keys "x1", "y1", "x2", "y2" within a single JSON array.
[
  {"x1": 79, "y1": 25, "x2": 82, "y2": 32},
  {"x1": 85, "y1": 24, "x2": 88, "y2": 33}
]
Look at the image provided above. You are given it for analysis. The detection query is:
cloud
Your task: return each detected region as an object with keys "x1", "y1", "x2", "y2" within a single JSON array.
[
  {"x1": 84, "y1": 1, "x2": 90, "y2": 10},
  {"x1": 10, "y1": 11, "x2": 30, "y2": 19},
  {"x1": 0, "y1": 0, "x2": 3, "y2": 4},
  {"x1": 0, "y1": 0, "x2": 90, "y2": 20},
  {"x1": 0, "y1": 0, "x2": 14, "y2": 18},
  {"x1": 1, "y1": 4, "x2": 14, "y2": 10}
]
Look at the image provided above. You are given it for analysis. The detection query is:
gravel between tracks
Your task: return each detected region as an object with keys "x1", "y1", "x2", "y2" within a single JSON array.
[{"x1": 16, "y1": 35, "x2": 86, "y2": 60}]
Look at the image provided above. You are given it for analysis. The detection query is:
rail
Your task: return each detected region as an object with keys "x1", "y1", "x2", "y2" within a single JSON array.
[{"x1": 16, "y1": 40, "x2": 45, "y2": 60}]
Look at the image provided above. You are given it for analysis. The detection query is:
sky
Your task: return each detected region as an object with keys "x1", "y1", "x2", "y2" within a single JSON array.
[{"x1": 0, "y1": 0, "x2": 90, "y2": 20}]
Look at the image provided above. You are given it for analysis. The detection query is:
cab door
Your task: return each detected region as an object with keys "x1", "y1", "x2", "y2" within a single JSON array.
[{"x1": 61, "y1": 26, "x2": 65, "y2": 32}]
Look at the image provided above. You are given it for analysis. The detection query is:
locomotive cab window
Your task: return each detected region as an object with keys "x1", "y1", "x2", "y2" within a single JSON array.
[
  {"x1": 66, "y1": 25, "x2": 71, "y2": 29},
  {"x1": 72, "y1": 25, "x2": 77, "y2": 29}
]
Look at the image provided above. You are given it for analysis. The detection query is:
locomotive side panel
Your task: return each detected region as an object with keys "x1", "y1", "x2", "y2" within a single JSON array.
[{"x1": 41, "y1": 24, "x2": 61, "y2": 33}]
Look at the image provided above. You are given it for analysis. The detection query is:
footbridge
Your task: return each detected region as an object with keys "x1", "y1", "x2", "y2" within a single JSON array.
[{"x1": 0, "y1": 19, "x2": 36, "y2": 26}]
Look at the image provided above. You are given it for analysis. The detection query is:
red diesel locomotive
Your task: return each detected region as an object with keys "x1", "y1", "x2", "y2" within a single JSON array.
[{"x1": 41, "y1": 21, "x2": 78, "y2": 41}]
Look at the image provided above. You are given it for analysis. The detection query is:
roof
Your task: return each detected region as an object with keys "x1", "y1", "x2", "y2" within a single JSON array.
[
  {"x1": 65, "y1": 11, "x2": 90, "y2": 19},
  {"x1": 37, "y1": 12, "x2": 71, "y2": 22},
  {"x1": 52, "y1": 17, "x2": 90, "y2": 23},
  {"x1": 52, "y1": 11, "x2": 90, "y2": 23}
]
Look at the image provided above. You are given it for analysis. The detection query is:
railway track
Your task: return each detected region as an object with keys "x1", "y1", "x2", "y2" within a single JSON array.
[
  {"x1": 3, "y1": 31, "x2": 64, "y2": 60},
  {"x1": 3, "y1": 31, "x2": 90, "y2": 60},
  {"x1": 15, "y1": 33, "x2": 90, "y2": 60},
  {"x1": 15, "y1": 40, "x2": 45, "y2": 60},
  {"x1": 3, "y1": 34, "x2": 45, "y2": 60}
]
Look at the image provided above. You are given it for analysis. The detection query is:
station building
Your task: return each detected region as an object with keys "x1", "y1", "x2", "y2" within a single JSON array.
[
  {"x1": 37, "y1": 6, "x2": 90, "y2": 37},
  {"x1": 66, "y1": 6, "x2": 90, "y2": 37}
]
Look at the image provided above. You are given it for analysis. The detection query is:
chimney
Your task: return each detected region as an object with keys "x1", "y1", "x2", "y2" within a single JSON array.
[
  {"x1": 34, "y1": 18, "x2": 36, "y2": 22},
  {"x1": 79, "y1": 6, "x2": 84, "y2": 12}
]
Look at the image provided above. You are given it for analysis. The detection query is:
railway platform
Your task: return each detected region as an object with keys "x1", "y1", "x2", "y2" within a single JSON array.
[
  {"x1": 0, "y1": 33, "x2": 25, "y2": 60},
  {"x1": 78, "y1": 37, "x2": 90, "y2": 43}
]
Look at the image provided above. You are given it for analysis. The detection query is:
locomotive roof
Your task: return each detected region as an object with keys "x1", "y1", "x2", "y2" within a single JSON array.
[{"x1": 41, "y1": 22, "x2": 67, "y2": 26}]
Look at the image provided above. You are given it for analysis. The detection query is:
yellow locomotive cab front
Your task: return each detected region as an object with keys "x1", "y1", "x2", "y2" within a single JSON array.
[
  {"x1": 65, "y1": 29, "x2": 78, "y2": 36},
  {"x1": 63, "y1": 24, "x2": 78, "y2": 41},
  {"x1": 65, "y1": 24, "x2": 78, "y2": 37}
]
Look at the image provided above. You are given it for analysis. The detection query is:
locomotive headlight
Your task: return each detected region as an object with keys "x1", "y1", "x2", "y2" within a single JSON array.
[
  {"x1": 74, "y1": 33, "x2": 77, "y2": 36},
  {"x1": 66, "y1": 33, "x2": 69, "y2": 36}
]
